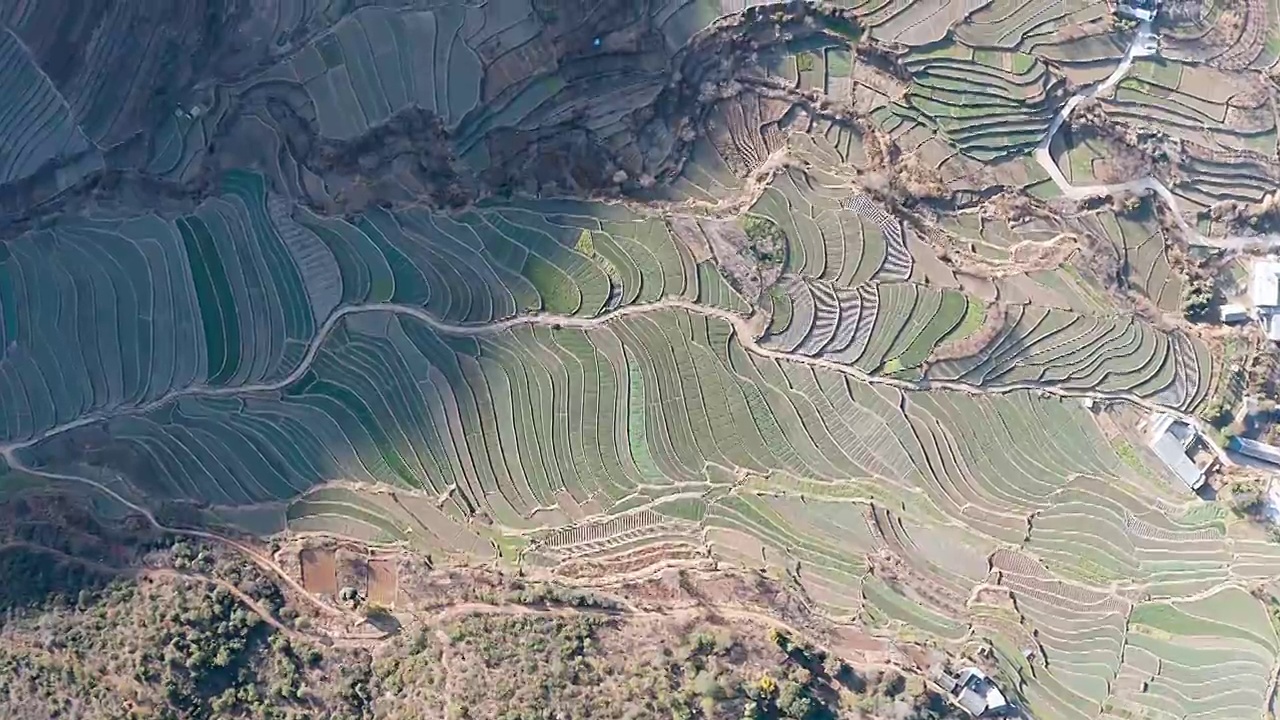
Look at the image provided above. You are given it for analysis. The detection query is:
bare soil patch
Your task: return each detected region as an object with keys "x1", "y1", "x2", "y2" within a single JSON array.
[
  {"x1": 368, "y1": 557, "x2": 398, "y2": 607},
  {"x1": 299, "y1": 547, "x2": 337, "y2": 596}
]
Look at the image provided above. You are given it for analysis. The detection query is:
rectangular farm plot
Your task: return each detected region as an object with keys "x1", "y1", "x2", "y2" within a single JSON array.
[
  {"x1": 367, "y1": 557, "x2": 398, "y2": 606},
  {"x1": 336, "y1": 547, "x2": 371, "y2": 598},
  {"x1": 299, "y1": 547, "x2": 338, "y2": 596}
]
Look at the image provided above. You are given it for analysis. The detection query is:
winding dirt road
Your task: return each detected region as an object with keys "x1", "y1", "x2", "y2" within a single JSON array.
[{"x1": 1032, "y1": 21, "x2": 1280, "y2": 251}]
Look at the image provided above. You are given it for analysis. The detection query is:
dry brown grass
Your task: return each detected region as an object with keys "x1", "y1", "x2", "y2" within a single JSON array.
[
  {"x1": 0, "y1": 484, "x2": 978, "y2": 720},
  {"x1": 895, "y1": 155, "x2": 949, "y2": 200},
  {"x1": 368, "y1": 558, "x2": 398, "y2": 606}
]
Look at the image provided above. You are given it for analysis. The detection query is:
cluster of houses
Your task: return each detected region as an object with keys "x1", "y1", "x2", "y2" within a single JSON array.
[
  {"x1": 1144, "y1": 408, "x2": 1280, "y2": 500},
  {"x1": 1137, "y1": 252, "x2": 1280, "y2": 511},
  {"x1": 1229, "y1": 437, "x2": 1280, "y2": 521}
]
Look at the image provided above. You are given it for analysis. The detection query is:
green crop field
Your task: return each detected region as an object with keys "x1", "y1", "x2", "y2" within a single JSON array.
[{"x1": 2, "y1": 1, "x2": 1278, "y2": 718}]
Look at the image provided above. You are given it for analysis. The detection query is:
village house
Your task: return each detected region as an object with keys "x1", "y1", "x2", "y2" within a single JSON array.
[
  {"x1": 944, "y1": 668, "x2": 1013, "y2": 717},
  {"x1": 1247, "y1": 260, "x2": 1280, "y2": 340},
  {"x1": 1227, "y1": 437, "x2": 1280, "y2": 523},
  {"x1": 1219, "y1": 303, "x2": 1249, "y2": 324},
  {"x1": 1252, "y1": 260, "x2": 1280, "y2": 308},
  {"x1": 1147, "y1": 413, "x2": 1214, "y2": 492},
  {"x1": 1229, "y1": 436, "x2": 1280, "y2": 467}
]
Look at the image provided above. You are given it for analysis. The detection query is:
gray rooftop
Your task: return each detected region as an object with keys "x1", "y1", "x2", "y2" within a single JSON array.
[
  {"x1": 1151, "y1": 431, "x2": 1205, "y2": 490},
  {"x1": 957, "y1": 687, "x2": 989, "y2": 716}
]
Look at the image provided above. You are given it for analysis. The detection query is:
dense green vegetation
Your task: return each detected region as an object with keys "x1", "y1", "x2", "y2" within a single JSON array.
[
  {"x1": 742, "y1": 214, "x2": 789, "y2": 266},
  {"x1": 0, "y1": 549, "x2": 368, "y2": 720}
]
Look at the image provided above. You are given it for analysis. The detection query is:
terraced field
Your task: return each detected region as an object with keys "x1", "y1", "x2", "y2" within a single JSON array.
[
  {"x1": 1162, "y1": 0, "x2": 1280, "y2": 70},
  {"x1": 1071, "y1": 203, "x2": 1185, "y2": 313},
  {"x1": 0, "y1": 28, "x2": 101, "y2": 189},
  {"x1": 0, "y1": 179, "x2": 737, "y2": 446},
  {"x1": 15, "y1": 296, "x2": 1216, "y2": 569},
  {"x1": 3, "y1": 2, "x2": 1279, "y2": 719},
  {"x1": 928, "y1": 306, "x2": 1210, "y2": 408},
  {"x1": 893, "y1": 42, "x2": 1064, "y2": 161},
  {"x1": 4, "y1": 169, "x2": 1251, "y2": 715},
  {"x1": 1170, "y1": 145, "x2": 1280, "y2": 211},
  {"x1": 1103, "y1": 58, "x2": 1278, "y2": 157}
]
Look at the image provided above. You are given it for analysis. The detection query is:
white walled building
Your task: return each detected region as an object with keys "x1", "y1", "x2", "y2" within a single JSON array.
[
  {"x1": 1116, "y1": 0, "x2": 1160, "y2": 21},
  {"x1": 1248, "y1": 260, "x2": 1280, "y2": 341},
  {"x1": 1251, "y1": 261, "x2": 1280, "y2": 309}
]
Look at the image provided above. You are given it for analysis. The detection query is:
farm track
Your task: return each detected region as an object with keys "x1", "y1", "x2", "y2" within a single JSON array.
[
  {"x1": 3, "y1": 536, "x2": 825, "y2": 655},
  {"x1": 0, "y1": 461, "x2": 347, "y2": 617},
  {"x1": 1035, "y1": 21, "x2": 1280, "y2": 251},
  {"x1": 0, "y1": 538, "x2": 380, "y2": 646},
  {"x1": 0, "y1": 297, "x2": 1218, "y2": 469},
  {"x1": 0, "y1": 294, "x2": 1235, "y2": 612},
  {"x1": 8, "y1": 302, "x2": 1280, "y2": 718},
  {"x1": 133, "y1": 567, "x2": 388, "y2": 649},
  {"x1": 0, "y1": 292, "x2": 1239, "y2": 607},
  {"x1": 0, "y1": 526, "x2": 905, "y2": 674},
  {"x1": 6, "y1": 8, "x2": 1279, "y2": 713}
]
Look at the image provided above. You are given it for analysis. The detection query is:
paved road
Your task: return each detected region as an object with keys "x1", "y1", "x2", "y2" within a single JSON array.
[{"x1": 1032, "y1": 22, "x2": 1280, "y2": 251}]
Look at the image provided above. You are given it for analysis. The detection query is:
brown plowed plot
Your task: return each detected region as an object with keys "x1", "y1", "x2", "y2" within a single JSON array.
[
  {"x1": 300, "y1": 548, "x2": 338, "y2": 596},
  {"x1": 368, "y1": 557, "x2": 398, "y2": 606}
]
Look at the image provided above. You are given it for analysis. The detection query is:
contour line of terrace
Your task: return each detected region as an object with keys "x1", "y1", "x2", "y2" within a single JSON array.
[
  {"x1": 0, "y1": 296, "x2": 1226, "y2": 475},
  {"x1": 13, "y1": 298, "x2": 1278, "y2": 689},
  {"x1": 1, "y1": 21, "x2": 1248, "y2": 493}
]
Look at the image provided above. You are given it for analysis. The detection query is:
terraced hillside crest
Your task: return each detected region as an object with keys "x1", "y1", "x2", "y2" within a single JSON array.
[{"x1": 3, "y1": 2, "x2": 1280, "y2": 720}]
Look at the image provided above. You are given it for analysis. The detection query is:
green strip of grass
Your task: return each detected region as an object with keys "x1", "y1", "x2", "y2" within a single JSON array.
[{"x1": 938, "y1": 295, "x2": 985, "y2": 345}]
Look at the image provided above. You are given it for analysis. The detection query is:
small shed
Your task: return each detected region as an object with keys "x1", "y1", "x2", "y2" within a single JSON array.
[
  {"x1": 1230, "y1": 437, "x2": 1280, "y2": 467},
  {"x1": 1219, "y1": 303, "x2": 1249, "y2": 323}
]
